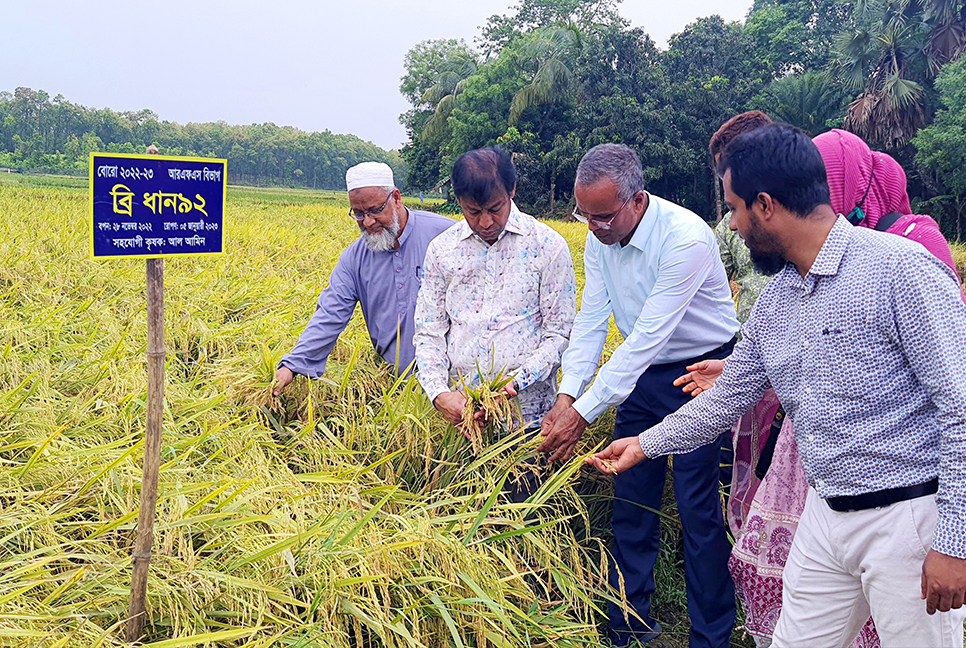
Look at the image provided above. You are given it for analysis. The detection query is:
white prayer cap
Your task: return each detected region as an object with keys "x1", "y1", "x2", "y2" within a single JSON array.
[{"x1": 346, "y1": 162, "x2": 395, "y2": 192}]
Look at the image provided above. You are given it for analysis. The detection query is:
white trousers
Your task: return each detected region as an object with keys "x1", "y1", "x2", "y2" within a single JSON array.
[{"x1": 773, "y1": 488, "x2": 966, "y2": 648}]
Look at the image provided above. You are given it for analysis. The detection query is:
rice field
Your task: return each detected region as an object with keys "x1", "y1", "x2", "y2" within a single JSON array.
[
  {"x1": 0, "y1": 176, "x2": 642, "y2": 647},
  {"x1": 15, "y1": 173, "x2": 959, "y2": 647},
  {"x1": 950, "y1": 242, "x2": 966, "y2": 287}
]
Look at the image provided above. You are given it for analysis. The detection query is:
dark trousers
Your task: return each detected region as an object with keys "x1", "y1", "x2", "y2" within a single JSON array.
[
  {"x1": 507, "y1": 425, "x2": 543, "y2": 504},
  {"x1": 719, "y1": 427, "x2": 734, "y2": 500},
  {"x1": 608, "y1": 343, "x2": 736, "y2": 648}
]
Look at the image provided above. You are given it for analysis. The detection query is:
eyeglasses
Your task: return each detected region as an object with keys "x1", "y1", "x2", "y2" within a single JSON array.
[
  {"x1": 572, "y1": 193, "x2": 635, "y2": 230},
  {"x1": 349, "y1": 192, "x2": 393, "y2": 221}
]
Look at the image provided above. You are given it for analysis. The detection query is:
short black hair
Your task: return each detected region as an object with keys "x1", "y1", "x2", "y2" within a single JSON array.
[
  {"x1": 452, "y1": 147, "x2": 517, "y2": 204},
  {"x1": 718, "y1": 122, "x2": 830, "y2": 218}
]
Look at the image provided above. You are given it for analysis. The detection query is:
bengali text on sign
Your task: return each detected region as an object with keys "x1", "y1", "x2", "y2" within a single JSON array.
[{"x1": 90, "y1": 153, "x2": 226, "y2": 258}]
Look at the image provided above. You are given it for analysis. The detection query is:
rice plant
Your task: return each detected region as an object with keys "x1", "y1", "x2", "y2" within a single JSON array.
[
  {"x1": 0, "y1": 180, "x2": 625, "y2": 647},
  {"x1": 950, "y1": 241, "x2": 966, "y2": 288},
  {"x1": 455, "y1": 365, "x2": 520, "y2": 456}
]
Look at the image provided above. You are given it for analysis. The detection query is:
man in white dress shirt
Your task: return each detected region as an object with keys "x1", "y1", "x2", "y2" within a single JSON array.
[{"x1": 539, "y1": 143, "x2": 741, "y2": 647}]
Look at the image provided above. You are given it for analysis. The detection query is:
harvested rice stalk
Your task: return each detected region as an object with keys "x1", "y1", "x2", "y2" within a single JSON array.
[
  {"x1": 456, "y1": 365, "x2": 522, "y2": 454},
  {"x1": 599, "y1": 458, "x2": 619, "y2": 475}
]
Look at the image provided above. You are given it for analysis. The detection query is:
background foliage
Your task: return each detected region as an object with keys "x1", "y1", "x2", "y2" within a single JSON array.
[
  {"x1": 5, "y1": 0, "x2": 966, "y2": 237},
  {"x1": 0, "y1": 89, "x2": 404, "y2": 190},
  {"x1": 400, "y1": 0, "x2": 966, "y2": 239}
]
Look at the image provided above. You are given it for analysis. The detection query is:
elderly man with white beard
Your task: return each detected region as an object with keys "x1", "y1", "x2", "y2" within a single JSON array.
[{"x1": 274, "y1": 162, "x2": 454, "y2": 394}]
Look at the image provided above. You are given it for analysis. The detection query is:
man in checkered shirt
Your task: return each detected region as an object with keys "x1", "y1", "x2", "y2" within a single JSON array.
[{"x1": 588, "y1": 123, "x2": 966, "y2": 648}]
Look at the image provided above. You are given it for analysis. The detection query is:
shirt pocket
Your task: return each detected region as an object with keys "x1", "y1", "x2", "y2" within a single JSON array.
[{"x1": 815, "y1": 324, "x2": 863, "y2": 400}]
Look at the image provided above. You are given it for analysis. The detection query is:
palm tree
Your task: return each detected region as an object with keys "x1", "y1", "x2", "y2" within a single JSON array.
[
  {"x1": 759, "y1": 71, "x2": 849, "y2": 136},
  {"x1": 831, "y1": 0, "x2": 928, "y2": 148},
  {"x1": 922, "y1": 0, "x2": 966, "y2": 68},
  {"x1": 831, "y1": 0, "x2": 966, "y2": 148},
  {"x1": 508, "y1": 26, "x2": 583, "y2": 127},
  {"x1": 420, "y1": 59, "x2": 478, "y2": 143}
]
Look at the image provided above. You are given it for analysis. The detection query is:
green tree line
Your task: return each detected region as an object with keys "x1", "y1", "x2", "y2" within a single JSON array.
[
  {"x1": 4, "y1": 0, "x2": 966, "y2": 237},
  {"x1": 400, "y1": 0, "x2": 966, "y2": 240},
  {"x1": 0, "y1": 88, "x2": 405, "y2": 190}
]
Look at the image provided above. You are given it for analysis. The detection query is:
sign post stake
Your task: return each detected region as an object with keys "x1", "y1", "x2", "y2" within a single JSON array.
[
  {"x1": 89, "y1": 149, "x2": 224, "y2": 643},
  {"x1": 126, "y1": 257, "x2": 165, "y2": 643}
]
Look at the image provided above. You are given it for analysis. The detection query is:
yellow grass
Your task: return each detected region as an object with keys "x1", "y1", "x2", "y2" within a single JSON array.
[
  {"x1": 950, "y1": 242, "x2": 966, "y2": 288},
  {"x1": 0, "y1": 181, "x2": 621, "y2": 647}
]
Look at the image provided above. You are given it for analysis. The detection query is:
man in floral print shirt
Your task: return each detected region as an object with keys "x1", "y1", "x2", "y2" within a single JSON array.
[{"x1": 414, "y1": 147, "x2": 576, "y2": 436}]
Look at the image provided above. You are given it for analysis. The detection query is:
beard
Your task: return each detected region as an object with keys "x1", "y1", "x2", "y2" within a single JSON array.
[
  {"x1": 745, "y1": 212, "x2": 787, "y2": 276},
  {"x1": 749, "y1": 248, "x2": 788, "y2": 276},
  {"x1": 362, "y1": 211, "x2": 402, "y2": 252}
]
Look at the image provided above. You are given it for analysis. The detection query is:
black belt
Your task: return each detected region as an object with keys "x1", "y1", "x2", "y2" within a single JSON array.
[
  {"x1": 825, "y1": 478, "x2": 938, "y2": 512},
  {"x1": 704, "y1": 335, "x2": 738, "y2": 360}
]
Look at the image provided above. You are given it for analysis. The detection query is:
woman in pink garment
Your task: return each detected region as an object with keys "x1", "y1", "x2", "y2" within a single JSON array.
[
  {"x1": 684, "y1": 129, "x2": 962, "y2": 648},
  {"x1": 813, "y1": 128, "x2": 960, "y2": 280}
]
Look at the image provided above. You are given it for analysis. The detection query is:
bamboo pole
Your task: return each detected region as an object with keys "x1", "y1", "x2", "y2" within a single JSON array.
[{"x1": 126, "y1": 257, "x2": 165, "y2": 643}]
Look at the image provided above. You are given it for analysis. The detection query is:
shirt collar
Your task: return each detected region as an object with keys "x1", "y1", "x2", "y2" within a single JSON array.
[
  {"x1": 504, "y1": 202, "x2": 526, "y2": 235},
  {"x1": 395, "y1": 207, "x2": 413, "y2": 248},
  {"x1": 808, "y1": 215, "x2": 852, "y2": 277},
  {"x1": 457, "y1": 201, "x2": 526, "y2": 243},
  {"x1": 625, "y1": 192, "x2": 658, "y2": 251}
]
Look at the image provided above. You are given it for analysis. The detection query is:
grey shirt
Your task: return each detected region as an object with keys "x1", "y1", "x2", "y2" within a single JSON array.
[{"x1": 280, "y1": 209, "x2": 455, "y2": 376}]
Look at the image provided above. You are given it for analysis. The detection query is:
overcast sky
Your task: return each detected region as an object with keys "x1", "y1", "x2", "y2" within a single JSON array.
[{"x1": 2, "y1": 0, "x2": 752, "y2": 150}]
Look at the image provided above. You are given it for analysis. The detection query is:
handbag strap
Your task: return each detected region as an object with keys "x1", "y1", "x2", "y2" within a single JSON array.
[
  {"x1": 754, "y1": 405, "x2": 785, "y2": 480},
  {"x1": 875, "y1": 211, "x2": 904, "y2": 232}
]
